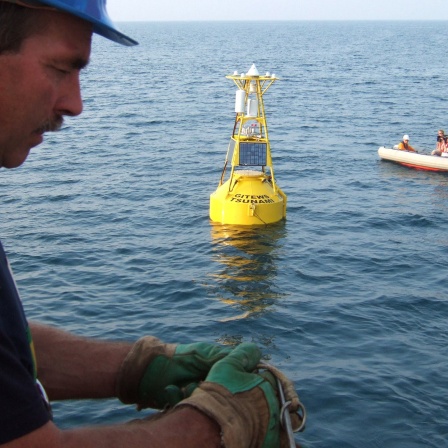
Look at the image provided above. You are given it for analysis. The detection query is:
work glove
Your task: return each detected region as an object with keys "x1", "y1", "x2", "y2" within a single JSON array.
[
  {"x1": 116, "y1": 336, "x2": 232, "y2": 410},
  {"x1": 175, "y1": 342, "x2": 305, "y2": 448}
]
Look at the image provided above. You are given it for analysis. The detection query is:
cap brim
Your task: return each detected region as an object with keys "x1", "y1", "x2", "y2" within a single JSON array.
[
  {"x1": 30, "y1": 0, "x2": 138, "y2": 46},
  {"x1": 92, "y1": 21, "x2": 138, "y2": 46}
]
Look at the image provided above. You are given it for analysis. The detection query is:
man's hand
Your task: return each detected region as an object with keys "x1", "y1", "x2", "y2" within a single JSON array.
[
  {"x1": 175, "y1": 342, "x2": 303, "y2": 448},
  {"x1": 116, "y1": 337, "x2": 231, "y2": 409}
]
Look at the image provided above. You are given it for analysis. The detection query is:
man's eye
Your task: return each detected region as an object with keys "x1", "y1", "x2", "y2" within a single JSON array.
[{"x1": 49, "y1": 64, "x2": 70, "y2": 75}]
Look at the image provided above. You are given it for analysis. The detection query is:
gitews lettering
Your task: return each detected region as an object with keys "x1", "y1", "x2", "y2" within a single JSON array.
[{"x1": 230, "y1": 194, "x2": 274, "y2": 203}]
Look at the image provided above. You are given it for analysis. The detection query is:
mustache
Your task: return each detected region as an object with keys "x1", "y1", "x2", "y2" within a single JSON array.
[{"x1": 36, "y1": 116, "x2": 64, "y2": 134}]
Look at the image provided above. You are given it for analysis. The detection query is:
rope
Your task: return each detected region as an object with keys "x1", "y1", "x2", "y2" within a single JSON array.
[{"x1": 257, "y1": 362, "x2": 307, "y2": 434}]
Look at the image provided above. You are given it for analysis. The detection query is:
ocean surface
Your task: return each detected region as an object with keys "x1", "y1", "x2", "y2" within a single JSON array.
[{"x1": 1, "y1": 21, "x2": 448, "y2": 447}]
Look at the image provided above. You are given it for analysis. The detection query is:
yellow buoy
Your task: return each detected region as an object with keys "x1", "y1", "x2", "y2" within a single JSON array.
[{"x1": 210, "y1": 64, "x2": 287, "y2": 225}]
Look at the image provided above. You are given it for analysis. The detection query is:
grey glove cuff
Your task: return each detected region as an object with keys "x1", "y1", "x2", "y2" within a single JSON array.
[{"x1": 116, "y1": 336, "x2": 176, "y2": 404}]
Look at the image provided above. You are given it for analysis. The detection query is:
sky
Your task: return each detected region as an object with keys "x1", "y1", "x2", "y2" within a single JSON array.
[{"x1": 108, "y1": 0, "x2": 448, "y2": 22}]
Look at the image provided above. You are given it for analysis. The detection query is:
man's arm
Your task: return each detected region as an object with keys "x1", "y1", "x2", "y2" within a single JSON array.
[
  {"x1": 2, "y1": 407, "x2": 221, "y2": 448},
  {"x1": 29, "y1": 322, "x2": 131, "y2": 401},
  {"x1": 24, "y1": 323, "x2": 223, "y2": 447},
  {"x1": 17, "y1": 329, "x2": 297, "y2": 447}
]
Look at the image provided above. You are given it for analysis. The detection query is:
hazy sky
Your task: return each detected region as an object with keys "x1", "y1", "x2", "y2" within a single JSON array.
[{"x1": 108, "y1": 0, "x2": 448, "y2": 22}]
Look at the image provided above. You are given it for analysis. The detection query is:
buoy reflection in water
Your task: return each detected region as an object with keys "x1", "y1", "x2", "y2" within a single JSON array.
[{"x1": 208, "y1": 223, "x2": 288, "y2": 321}]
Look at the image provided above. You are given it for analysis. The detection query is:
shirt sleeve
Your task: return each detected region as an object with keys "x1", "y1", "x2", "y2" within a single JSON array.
[
  {"x1": 0, "y1": 242, "x2": 51, "y2": 444},
  {"x1": 0, "y1": 341, "x2": 51, "y2": 443}
]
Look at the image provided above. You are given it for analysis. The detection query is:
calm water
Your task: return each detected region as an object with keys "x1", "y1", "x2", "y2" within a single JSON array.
[{"x1": 1, "y1": 21, "x2": 448, "y2": 447}]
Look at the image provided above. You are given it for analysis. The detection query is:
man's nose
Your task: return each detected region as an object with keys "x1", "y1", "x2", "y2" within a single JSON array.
[{"x1": 55, "y1": 73, "x2": 83, "y2": 117}]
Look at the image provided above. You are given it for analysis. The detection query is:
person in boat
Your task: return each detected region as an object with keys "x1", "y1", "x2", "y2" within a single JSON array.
[
  {"x1": 0, "y1": 1, "x2": 302, "y2": 447},
  {"x1": 431, "y1": 129, "x2": 447, "y2": 156},
  {"x1": 397, "y1": 135, "x2": 417, "y2": 152}
]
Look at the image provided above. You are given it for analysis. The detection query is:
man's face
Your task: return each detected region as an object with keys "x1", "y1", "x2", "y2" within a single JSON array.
[{"x1": 0, "y1": 10, "x2": 92, "y2": 168}]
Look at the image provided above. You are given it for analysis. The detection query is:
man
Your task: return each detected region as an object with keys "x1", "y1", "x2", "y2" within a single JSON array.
[
  {"x1": 0, "y1": 1, "x2": 302, "y2": 447},
  {"x1": 396, "y1": 134, "x2": 416, "y2": 152},
  {"x1": 431, "y1": 129, "x2": 447, "y2": 156}
]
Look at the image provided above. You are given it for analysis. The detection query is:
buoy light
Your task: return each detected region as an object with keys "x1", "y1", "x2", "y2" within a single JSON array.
[{"x1": 247, "y1": 64, "x2": 260, "y2": 76}]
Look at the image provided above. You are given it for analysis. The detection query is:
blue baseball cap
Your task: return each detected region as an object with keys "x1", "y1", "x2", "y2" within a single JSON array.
[{"x1": 2, "y1": 0, "x2": 138, "y2": 46}]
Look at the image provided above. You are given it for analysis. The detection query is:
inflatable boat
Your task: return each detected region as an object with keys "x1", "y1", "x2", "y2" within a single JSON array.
[{"x1": 378, "y1": 146, "x2": 448, "y2": 172}]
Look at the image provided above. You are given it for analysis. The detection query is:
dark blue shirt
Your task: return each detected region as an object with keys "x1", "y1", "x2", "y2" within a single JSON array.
[{"x1": 0, "y1": 241, "x2": 51, "y2": 443}]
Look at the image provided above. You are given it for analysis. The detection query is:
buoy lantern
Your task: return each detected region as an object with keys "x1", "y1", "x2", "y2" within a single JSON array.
[{"x1": 209, "y1": 64, "x2": 287, "y2": 225}]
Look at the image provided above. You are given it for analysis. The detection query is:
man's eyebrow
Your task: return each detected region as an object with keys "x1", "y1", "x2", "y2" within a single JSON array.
[{"x1": 51, "y1": 56, "x2": 90, "y2": 71}]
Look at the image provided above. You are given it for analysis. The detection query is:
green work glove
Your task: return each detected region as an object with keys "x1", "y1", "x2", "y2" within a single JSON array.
[
  {"x1": 116, "y1": 336, "x2": 232, "y2": 410},
  {"x1": 176, "y1": 342, "x2": 302, "y2": 448}
]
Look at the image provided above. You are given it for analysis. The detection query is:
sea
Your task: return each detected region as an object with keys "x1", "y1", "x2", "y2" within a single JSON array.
[{"x1": 1, "y1": 21, "x2": 447, "y2": 447}]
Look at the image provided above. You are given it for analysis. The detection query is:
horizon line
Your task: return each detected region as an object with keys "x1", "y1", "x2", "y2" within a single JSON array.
[{"x1": 114, "y1": 18, "x2": 448, "y2": 22}]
